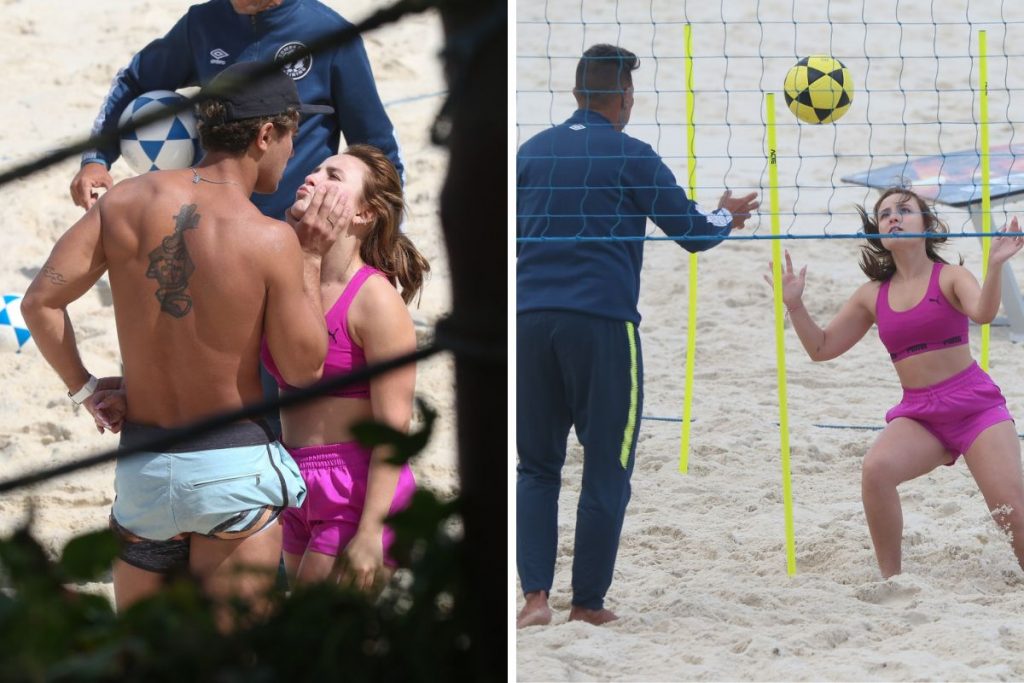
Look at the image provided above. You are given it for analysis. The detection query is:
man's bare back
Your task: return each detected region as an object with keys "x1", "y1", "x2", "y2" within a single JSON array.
[{"x1": 99, "y1": 169, "x2": 307, "y2": 426}]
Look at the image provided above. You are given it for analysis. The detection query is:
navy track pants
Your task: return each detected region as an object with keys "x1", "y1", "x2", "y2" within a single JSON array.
[{"x1": 516, "y1": 310, "x2": 642, "y2": 610}]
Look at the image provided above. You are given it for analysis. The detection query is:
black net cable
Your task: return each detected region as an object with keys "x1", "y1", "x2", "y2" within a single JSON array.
[
  {"x1": 0, "y1": 344, "x2": 439, "y2": 495},
  {"x1": 0, "y1": 312, "x2": 505, "y2": 496}
]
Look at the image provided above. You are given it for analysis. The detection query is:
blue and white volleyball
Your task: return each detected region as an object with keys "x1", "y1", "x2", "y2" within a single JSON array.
[
  {"x1": 0, "y1": 294, "x2": 32, "y2": 352},
  {"x1": 118, "y1": 90, "x2": 201, "y2": 174}
]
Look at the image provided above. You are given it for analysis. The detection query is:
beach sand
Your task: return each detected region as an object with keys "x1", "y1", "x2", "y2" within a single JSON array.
[
  {"x1": 516, "y1": 1, "x2": 1024, "y2": 680},
  {"x1": 0, "y1": 0, "x2": 455, "y2": 603}
]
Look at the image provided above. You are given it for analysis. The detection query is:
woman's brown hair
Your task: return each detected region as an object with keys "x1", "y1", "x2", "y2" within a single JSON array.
[
  {"x1": 857, "y1": 187, "x2": 960, "y2": 281},
  {"x1": 345, "y1": 144, "x2": 430, "y2": 304}
]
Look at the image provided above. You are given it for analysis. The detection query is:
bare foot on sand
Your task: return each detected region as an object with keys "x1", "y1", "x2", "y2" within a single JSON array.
[
  {"x1": 568, "y1": 606, "x2": 618, "y2": 625},
  {"x1": 517, "y1": 591, "x2": 552, "y2": 629}
]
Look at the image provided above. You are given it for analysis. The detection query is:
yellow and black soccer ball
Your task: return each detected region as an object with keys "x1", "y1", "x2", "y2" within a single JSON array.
[{"x1": 783, "y1": 56, "x2": 853, "y2": 124}]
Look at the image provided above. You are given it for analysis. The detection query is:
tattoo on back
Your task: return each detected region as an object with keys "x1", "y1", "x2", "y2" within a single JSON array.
[{"x1": 146, "y1": 204, "x2": 200, "y2": 318}]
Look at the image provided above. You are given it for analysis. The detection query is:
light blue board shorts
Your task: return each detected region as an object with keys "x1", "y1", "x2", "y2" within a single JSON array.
[{"x1": 112, "y1": 419, "x2": 307, "y2": 541}]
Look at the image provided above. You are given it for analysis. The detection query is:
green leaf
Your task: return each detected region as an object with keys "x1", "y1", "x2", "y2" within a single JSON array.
[
  {"x1": 58, "y1": 529, "x2": 119, "y2": 582},
  {"x1": 351, "y1": 397, "x2": 436, "y2": 466},
  {"x1": 0, "y1": 524, "x2": 61, "y2": 592}
]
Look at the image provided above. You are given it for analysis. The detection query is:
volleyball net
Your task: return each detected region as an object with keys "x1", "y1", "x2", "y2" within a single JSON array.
[{"x1": 516, "y1": 0, "x2": 1024, "y2": 238}]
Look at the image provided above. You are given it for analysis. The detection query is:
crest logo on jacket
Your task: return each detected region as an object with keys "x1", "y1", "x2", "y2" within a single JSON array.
[
  {"x1": 275, "y1": 42, "x2": 312, "y2": 80},
  {"x1": 209, "y1": 48, "x2": 229, "y2": 65}
]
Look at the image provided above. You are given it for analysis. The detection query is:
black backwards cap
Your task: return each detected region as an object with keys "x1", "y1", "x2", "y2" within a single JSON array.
[{"x1": 203, "y1": 61, "x2": 334, "y2": 122}]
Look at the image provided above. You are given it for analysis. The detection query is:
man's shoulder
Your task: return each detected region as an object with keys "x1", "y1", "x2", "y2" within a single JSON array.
[
  {"x1": 182, "y1": 0, "x2": 230, "y2": 21},
  {"x1": 100, "y1": 173, "x2": 160, "y2": 209},
  {"x1": 171, "y1": 1, "x2": 237, "y2": 43},
  {"x1": 519, "y1": 126, "x2": 658, "y2": 174},
  {"x1": 523, "y1": 120, "x2": 654, "y2": 147},
  {"x1": 205, "y1": 209, "x2": 297, "y2": 268},
  {"x1": 242, "y1": 213, "x2": 295, "y2": 246},
  {"x1": 517, "y1": 119, "x2": 606, "y2": 148},
  {"x1": 517, "y1": 125, "x2": 556, "y2": 152},
  {"x1": 102, "y1": 173, "x2": 288, "y2": 237},
  {"x1": 297, "y1": 0, "x2": 352, "y2": 29},
  {"x1": 618, "y1": 130, "x2": 657, "y2": 155}
]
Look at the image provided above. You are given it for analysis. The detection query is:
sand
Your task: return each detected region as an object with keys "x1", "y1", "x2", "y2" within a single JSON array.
[
  {"x1": 0, "y1": 0, "x2": 456, "y2": 602},
  {"x1": 516, "y1": 0, "x2": 1024, "y2": 680}
]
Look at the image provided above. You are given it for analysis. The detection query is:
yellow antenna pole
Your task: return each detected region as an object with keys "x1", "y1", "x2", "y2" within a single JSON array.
[
  {"x1": 767, "y1": 93, "x2": 797, "y2": 575},
  {"x1": 679, "y1": 23, "x2": 699, "y2": 473}
]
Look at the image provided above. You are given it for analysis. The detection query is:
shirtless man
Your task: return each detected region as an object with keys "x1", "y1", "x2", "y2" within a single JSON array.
[{"x1": 21, "y1": 62, "x2": 346, "y2": 622}]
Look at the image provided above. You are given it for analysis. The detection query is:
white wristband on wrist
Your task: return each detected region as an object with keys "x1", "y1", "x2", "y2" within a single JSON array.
[{"x1": 68, "y1": 374, "x2": 98, "y2": 405}]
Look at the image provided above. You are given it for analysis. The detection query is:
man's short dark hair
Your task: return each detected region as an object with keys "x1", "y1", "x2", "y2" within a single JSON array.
[
  {"x1": 575, "y1": 44, "x2": 639, "y2": 106},
  {"x1": 196, "y1": 100, "x2": 298, "y2": 154}
]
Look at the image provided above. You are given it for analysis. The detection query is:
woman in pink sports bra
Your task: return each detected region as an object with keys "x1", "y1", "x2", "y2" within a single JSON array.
[
  {"x1": 263, "y1": 144, "x2": 429, "y2": 590},
  {"x1": 766, "y1": 187, "x2": 1024, "y2": 579}
]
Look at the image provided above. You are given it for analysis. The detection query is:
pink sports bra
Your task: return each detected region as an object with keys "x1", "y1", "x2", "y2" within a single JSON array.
[
  {"x1": 875, "y1": 261, "x2": 968, "y2": 362},
  {"x1": 261, "y1": 265, "x2": 383, "y2": 398}
]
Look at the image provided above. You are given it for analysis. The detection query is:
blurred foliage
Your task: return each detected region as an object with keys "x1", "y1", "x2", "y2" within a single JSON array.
[
  {"x1": 352, "y1": 397, "x2": 437, "y2": 467},
  {"x1": 0, "y1": 401, "x2": 486, "y2": 682}
]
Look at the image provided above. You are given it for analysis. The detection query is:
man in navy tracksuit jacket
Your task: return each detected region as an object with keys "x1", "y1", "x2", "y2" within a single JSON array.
[
  {"x1": 70, "y1": 0, "x2": 402, "y2": 221},
  {"x1": 516, "y1": 44, "x2": 759, "y2": 627}
]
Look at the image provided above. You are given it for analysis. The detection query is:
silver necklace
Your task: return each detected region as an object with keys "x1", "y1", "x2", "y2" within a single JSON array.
[{"x1": 191, "y1": 168, "x2": 240, "y2": 186}]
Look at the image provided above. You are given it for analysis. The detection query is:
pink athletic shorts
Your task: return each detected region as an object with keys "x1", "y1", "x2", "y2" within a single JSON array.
[
  {"x1": 280, "y1": 440, "x2": 416, "y2": 566},
  {"x1": 885, "y1": 362, "x2": 1014, "y2": 465}
]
